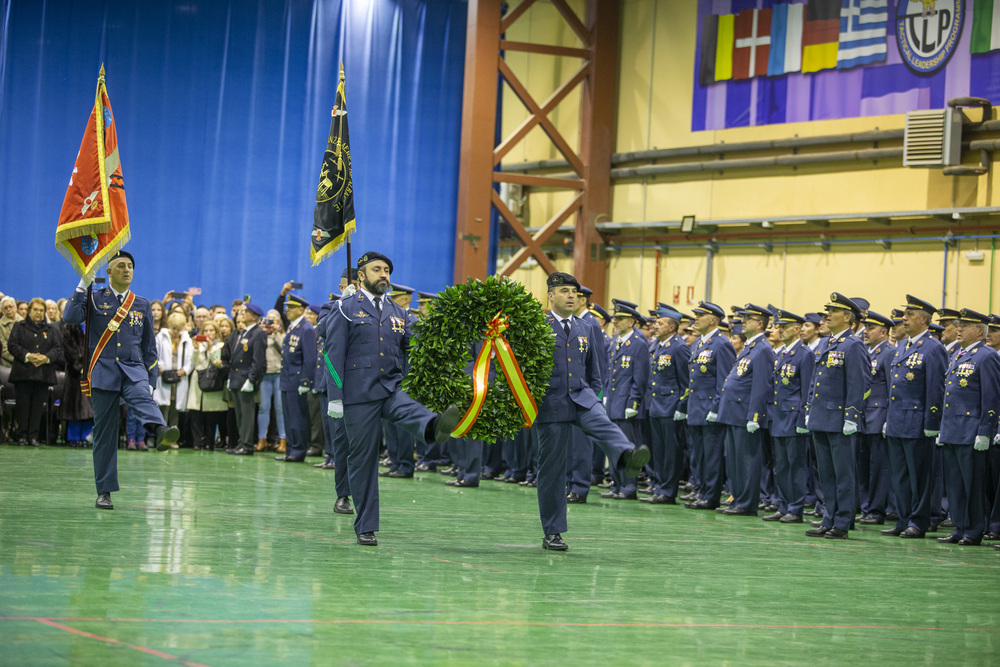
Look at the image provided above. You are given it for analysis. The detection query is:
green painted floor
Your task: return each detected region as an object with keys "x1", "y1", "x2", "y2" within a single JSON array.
[{"x1": 0, "y1": 445, "x2": 997, "y2": 666}]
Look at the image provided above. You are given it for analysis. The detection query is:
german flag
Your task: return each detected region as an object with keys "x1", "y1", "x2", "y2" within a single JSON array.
[{"x1": 801, "y1": 0, "x2": 840, "y2": 73}]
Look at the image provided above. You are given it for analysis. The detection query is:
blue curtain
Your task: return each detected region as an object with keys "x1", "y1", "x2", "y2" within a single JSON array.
[{"x1": 0, "y1": 0, "x2": 466, "y2": 307}]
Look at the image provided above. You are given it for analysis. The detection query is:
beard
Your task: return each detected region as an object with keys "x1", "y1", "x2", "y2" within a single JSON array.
[{"x1": 363, "y1": 274, "x2": 390, "y2": 296}]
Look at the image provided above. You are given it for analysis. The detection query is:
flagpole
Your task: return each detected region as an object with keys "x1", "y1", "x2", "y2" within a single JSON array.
[{"x1": 346, "y1": 241, "x2": 353, "y2": 287}]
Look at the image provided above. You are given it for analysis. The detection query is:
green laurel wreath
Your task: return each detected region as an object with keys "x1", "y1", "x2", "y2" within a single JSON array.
[{"x1": 402, "y1": 275, "x2": 555, "y2": 442}]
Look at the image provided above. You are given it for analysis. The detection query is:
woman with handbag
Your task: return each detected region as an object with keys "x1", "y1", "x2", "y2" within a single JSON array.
[
  {"x1": 154, "y1": 311, "x2": 193, "y2": 447},
  {"x1": 187, "y1": 320, "x2": 227, "y2": 450}
]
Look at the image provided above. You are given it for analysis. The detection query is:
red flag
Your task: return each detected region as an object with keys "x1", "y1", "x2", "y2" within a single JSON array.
[
  {"x1": 732, "y1": 8, "x2": 772, "y2": 80},
  {"x1": 55, "y1": 65, "x2": 130, "y2": 277}
]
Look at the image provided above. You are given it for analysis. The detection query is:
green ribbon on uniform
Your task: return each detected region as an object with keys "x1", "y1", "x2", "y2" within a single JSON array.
[{"x1": 323, "y1": 351, "x2": 343, "y2": 389}]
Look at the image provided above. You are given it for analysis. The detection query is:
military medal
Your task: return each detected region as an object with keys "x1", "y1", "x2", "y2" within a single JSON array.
[
  {"x1": 621, "y1": 356, "x2": 631, "y2": 369},
  {"x1": 243, "y1": 341, "x2": 249, "y2": 352},
  {"x1": 782, "y1": 377, "x2": 790, "y2": 385},
  {"x1": 700, "y1": 364, "x2": 708, "y2": 373},
  {"x1": 108, "y1": 320, "x2": 119, "y2": 332},
  {"x1": 959, "y1": 378, "x2": 968, "y2": 387},
  {"x1": 905, "y1": 372, "x2": 914, "y2": 381},
  {"x1": 578, "y1": 337, "x2": 587, "y2": 353}
]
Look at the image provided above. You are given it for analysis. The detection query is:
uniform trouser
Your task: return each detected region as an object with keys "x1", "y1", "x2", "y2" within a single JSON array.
[
  {"x1": 931, "y1": 445, "x2": 946, "y2": 526},
  {"x1": 610, "y1": 418, "x2": 640, "y2": 496},
  {"x1": 812, "y1": 430, "x2": 857, "y2": 532},
  {"x1": 649, "y1": 416, "x2": 683, "y2": 498},
  {"x1": 385, "y1": 422, "x2": 415, "y2": 474},
  {"x1": 760, "y1": 432, "x2": 778, "y2": 506},
  {"x1": 91, "y1": 382, "x2": 164, "y2": 494},
  {"x1": 566, "y1": 427, "x2": 594, "y2": 497},
  {"x1": 191, "y1": 410, "x2": 225, "y2": 449},
  {"x1": 724, "y1": 424, "x2": 762, "y2": 512},
  {"x1": 859, "y1": 433, "x2": 891, "y2": 519},
  {"x1": 320, "y1": 411, "x2": 351, "y2": 498},
  {"x1": 483, "y1": 439, "x2": 503, "y2": 476},
  {"x1": 232, "y1": 389, "x2": 257, "y2": 448},
  {"x1": 343, "y1": 391, "x2": 435, "y2": 535},
  {"x1": 307, "y1": 391, "x2": 324, "y2": 450},
  {"x1": 13, "y1": 381, "x2": 48, "y2": 441},
  {"x1": 941, "y1": 443, "x2": 987, "y2": 541},
  {"x1": 772, "y1": 435, "x2": 809, "y2": 516},
  {"x1": 535, "y1": 404, "x2": 634, "y2": 535},
  {"x1": 280, "y1": 390, "x2": 309, "y2": 460},
  {"x1": 987, "y1": 445, "x2": 1000, "y2": 534},
  {"x1": 503, "y1": 430, "x2": 529, "y2": 480},
  {"x1": 887, "y1": 435, "x2": 934, "y2": 532},
  {"x1": 689, "y1": 422, "x2": 726, "y2": 504},
  {"x1": 451, "y1": 438, "x2": 483, "y2": 484}
]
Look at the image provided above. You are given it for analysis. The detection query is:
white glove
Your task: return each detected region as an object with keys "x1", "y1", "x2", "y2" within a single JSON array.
[
  {"x1": 342, "y1": 284, "x2": 357, "y2": 298},
  {"x1": 673, "y1": 411, "x2": 687, "y2": 421},
  {"x1": 746, "y1": 421, "x2": 759, "y2": 434},
  {"x1": 149, "y1": 384, "x2": 155, "y2": 396},
  {"x1": 77, "y1": 273, "x2": 95, "y2": 290},
  {"x1": 974, "y1": 435, "x2": 989, "y2": 451},
  {"x1": 842, "y1": 420, "x2": 857, "y2": 436},
  {"x1": 994, "y1": 433, "x2": 1000, "y2": 446},
  {"x1": 297, "y1": 386, "x2": 310, "y2": 395},
  {"x1": 795, "y1": 427, "x2": 809, "y2": 434},
  {"x1": 923, "y1": 429, "x2": 939, "y2": 438},
  {"x1": 328, "y1": 399, "x2": 344, "y2": 418},
  {"x1": 805, "y1": 415, "x2": 810, "y2": 427},
  {"x1": 936, "y1": 435, "x2": 943, "y2": 447},
  {"x1": 706, "y1": 411, "x2": 717, "y2": 423},
  {"x1": 602, "y1": 395, "x2": 607, "y2": 407},
  {"x1": 241, "y1": 380, "x2": 254, "y2": 393},
  {"x1": 625, "y1": 408, "x2": 638, "y2": 419},
  {"x1": 882, "y1": 423, "x2": 887, "y2": 437}
]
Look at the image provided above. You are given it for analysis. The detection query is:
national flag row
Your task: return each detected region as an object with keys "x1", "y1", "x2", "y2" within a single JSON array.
[{"x1": 699, "y1": 0, "x2": 1000, "y2": 86}]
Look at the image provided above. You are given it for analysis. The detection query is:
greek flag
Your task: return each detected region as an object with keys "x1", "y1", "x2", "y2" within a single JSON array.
[{"x1": 837, "y1": 0, "x2": 888, "y2": 69}]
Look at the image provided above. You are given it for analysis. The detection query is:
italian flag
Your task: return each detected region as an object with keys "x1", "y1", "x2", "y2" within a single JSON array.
[{"x1": 972, "y1": 0, "x2": 1000, "y2": 53}]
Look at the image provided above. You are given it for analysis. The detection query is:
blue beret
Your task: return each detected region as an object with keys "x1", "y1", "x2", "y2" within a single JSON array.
[
  {"x1": 308, "y1": 303, "x2": 321, "y2": 314},
  {"x1": 245, "y1": 303, "x2": 264, "y2": 317},
  {"x1": 804, "y1": 312, "x2": 822, "y2": 325}
]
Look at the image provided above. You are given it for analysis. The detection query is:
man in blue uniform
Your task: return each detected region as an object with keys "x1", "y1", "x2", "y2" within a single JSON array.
[
  {"x1": 380, "y1": 283, "x2": 419, "y2": 479},
  {"x1": 764, "y1": 308, "x2": 813, "y2": 523},
  {"x1": 601, "y1": 303, "x2": 650, "y2": 500},
  {"x1": 63, "y1": 251, "x2": 179, "y2": 509},
  {"x1": 223, "y1": 303, "x2": 268, "y2": 456},
  {"x1": 936, "y1": 309, "x2": 1000, "y2": 545},
  {"x1": 316, "y1": 297, "x2": 353, "y2": 514},
  {"x1": 881, "y1": 295, "x2": 948, "y2": 539},
  {"x1": 717, "y1": 304, "x2": 776, "y2": 516},
  {"x1": 325, "y1": 252, "x2": 460, "y2": 546},
  {"x1": 565, "y1": 285, "x2": 607, "y2": 504},
  {"x1": 682, "y1": 301, "x2": 736, "y2": 510},
  {"x1": 275, "y1": 294, "x2": 316, "y2": 462},
  {"x1": 534, "y1": 272, "x2": 650, "y2": 551},
  {"x1": 804, "y1": 293, "x2": 867, "y2": 539},
  {"x1": 643, "y1": 306, "x2": 691, "y2": 504},
  {"x1": 857, "y1": 311, "x2": 894, "y2": 525}
]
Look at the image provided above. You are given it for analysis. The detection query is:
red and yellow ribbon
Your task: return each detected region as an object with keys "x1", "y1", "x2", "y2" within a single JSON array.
[{"x1": 452, "y1": 312, "x2": 539, "y2": 437}]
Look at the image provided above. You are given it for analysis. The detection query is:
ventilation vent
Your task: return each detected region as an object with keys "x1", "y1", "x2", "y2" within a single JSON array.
[{"x1": 904, "y1": 109, "x2": 962, "y2": 167}]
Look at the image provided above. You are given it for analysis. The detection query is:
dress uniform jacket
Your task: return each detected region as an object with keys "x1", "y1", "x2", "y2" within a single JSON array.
[
  {"x1": 863, "y1": 340, "x2": 894, "y2": 435},
  {"x1": 327, "y1": 292, "x2": 411, "y2": 405},
  {"x1": 605, "y1": 331, "x2": 650, "y2": 420},
  {"x1": 63, "y1": 286, "x2": 158, "y2": 390},
  {"x1": 537, "y1": 314, "x2": 603, "y2": 422},
  {"x1": 648, "y1": 335, "x2": 691, "y2": 418},
  {"x1": 223, "y1": 323, "x2": 267, "y2": 388},
  {"x1": 279, "y1": 318, "x2": 317, "y2": 392},
  {"x1": 806, "y1": 329, "x2": 867, "y2": 432},
  {"x1": 885, "y1": 332, "x2": 947, "y2": 438},
  {"x1": 718, "y1": 335, "x2": 775, "y2": 427},
  {"x1": 769, "y1": 339, "x2": 813, "y2": 437},
  {"x1": 687, "y1": 329, "x2": 736, "y2": 425},
  {"x1": 939, "y1": 341, "x2": 1000, "y2": 445}
]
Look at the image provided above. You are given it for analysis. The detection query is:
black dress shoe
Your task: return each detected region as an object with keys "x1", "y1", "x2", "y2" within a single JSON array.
[
  {"x1": 958, "y1": 537, "x2": 982, "y2": 546},
  {"x1": 314, "y1": 460, "x2": 332, "y2": 468},
  {"x1": 432, "y1": 404, "x2": 461, "y2": 444},
  {"x1": 542, "y1": 534, "x2": 568, "y2": 551},
  {"x1": 779, "y1": 513, "x2": 803, "y2": 523},
  {"x1": 899, "y1": 527, "x2": 925, "y2": 539},
  {"x1": 445, "y1": 479, "x2": 479, "y2": 488},
  {"x1": 357, "y1": 532, "x2": 377, "y2": 546},
  {"x1": 640, "y1": 495, "x2": 673, "y2": 505},
  {"x1": 95, "y1": 493, "x2": 114, "y2": 510},
  {"x1": 993, "y1": 544, "x2": 1000, "y2": 551},
  {"x1": 415, "y1": 463, "x2": 436, "y2": 472},
  {"x1": 225, "y1": 447, "x2": 239, "y2": 454},
  {"x1": 685, "y1": 499, "x2": 718, "y2": 510},
  {"x1": 566, "y1": 492, "x2": 587, "y2": 504},
  {"x1": 805, "y1": 526, "x2": 830, "y2": 537},
  {"x1": 927, "y1": 523, "x2": 939, "y2": 533},
  {"x1": 810, "y1": 520, "x2": 824, "y2": 527},
  {"x1": 622, "y1": 445, "x2": 651, "y2": 478},
  {"x1": 679, "y1": 493, "x2": 698, "y2": 502},
  {"x1": 334, "y1": 497, "x2": 353, "y2": 514},
  {"x1": 377, "y1": 469, "x2": 394, "y2": 477},
  {"x1": 982, "y1": 532, "x2": 1000, "y2": 541},
  {"x1": 305, "y1": 446, "x2": 323, "y2": 457},
  {"x1": 154, "y1": 425, "x2": 180, "y2": 452},
  {"x1": 28, "y1": 439, "x2": 40, "y2": 447},
  {"x1": 722, "y1": 507, "x2": 757, "y2": 516},
  {"x1": 763, "y1": 503, "x2": 779, "y2": 512},
  {"x1": 940, "y1": 517, "x2": 955, "y2": 528},
  {"x1": 762, "y1": 511, "x2": 784, "y2": 521},
  {"x1": 233, "y1": 446, "x2": 254, "y2": 456},
  {"x1": 519, "y1": 480, "x2": 537, "y2": 487},
  {"x1": 824, "y1": 528, "x2": 849, "y2": 539},
  {"x1": 387, "y1": 470, "x2": 414, "y2": 478},
  {"x1": 274, "y1": 455, "x2": 305, "y2": 462},
  {"x1": 858, "y1": 515, "x2": 885, "y2": 525},
  {"x1": 599, "y1": 491, "x2": 617, "y2": 498},
  {"x1": 937, "y1": 534, "x2": 960, "y2": 544},
  {"x1": 880, "y1": 527, "x2": 903, "y2": 536},
  {"x1": 715, "y1": 506, "x2": 730, "y2": 514},
  {"x1": 612, "y1": 492, "x2": 638, "y2": 500}
]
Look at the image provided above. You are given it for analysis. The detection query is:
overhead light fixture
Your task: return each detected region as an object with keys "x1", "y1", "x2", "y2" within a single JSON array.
[{"x1": 681, "y1": 215, "x2": 696, "y2": 233}]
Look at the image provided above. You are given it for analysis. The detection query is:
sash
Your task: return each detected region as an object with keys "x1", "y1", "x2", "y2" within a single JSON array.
[{"x1": 81, "y1": 290, "x2": 135, "y2": 396}]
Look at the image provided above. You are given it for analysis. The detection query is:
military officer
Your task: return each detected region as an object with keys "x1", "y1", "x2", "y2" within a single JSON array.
[
  {"x1": 857, "y1": 311, "x2": 894, "y2": 525},
  {"x1": 938, "y1": 308, "x2": 962, "y2": 361},
  {"x1": 601, "y1": 303, "x2": 650, "y2": 500},
  {"x1": 804, "y1": 293, "x2": 867, "y2": 539},
  {"x1": 717, "y1": 304, "x2": 775, "y2": 516},
  {"x1": 316, "y1": 297, "x2": 353, "y2": 514},
  {"x1": 380, "y1": 283, "x2": 419, "y2": 479},
  {"x1": 222, "y1": 303, "x2": 267, "y2": 455},
  {"x1": 881, "y1": 295, "x2": 948, "y2": 539},
  {"x1": 534, "y1": 272, "x2": 650, "y2": 551},
  {"x1": 800, "y1": 313, "x2": 823, "y2": 352},
  {"x1": 682, "y1": 301, "x2": 736, "y2": 511},
  {"x1": 936, "y1": 309, "x2": 1000, "y2": 545},
  {"x1": 63, "y1": 250, "x2": 179, "y2": 509},
  {"x1": 642, "y1": 306, "x2": 691, "y2": 504},
  {"x1": 326, "y1": 252, "x2": 460, "y2": 545},
  {"x1": 763, "y1": 308, "x2": 814, "y2": 523},
  {"x1": 274, "y1": 294, "x2": 316, "y2": 462}
]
